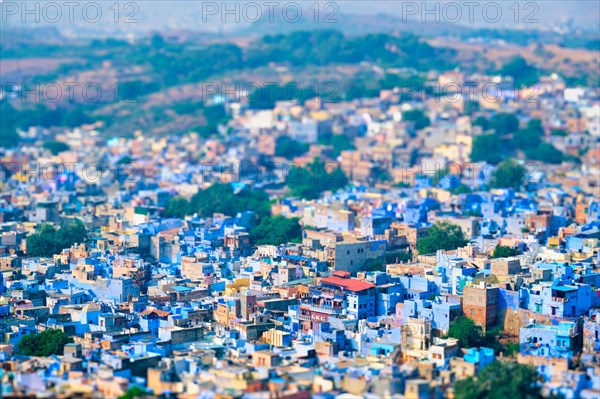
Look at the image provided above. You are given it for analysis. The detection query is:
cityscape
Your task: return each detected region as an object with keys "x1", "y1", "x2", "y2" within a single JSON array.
[{"x1": 0, "y1": 1, "x2": 599, "y2": 398}]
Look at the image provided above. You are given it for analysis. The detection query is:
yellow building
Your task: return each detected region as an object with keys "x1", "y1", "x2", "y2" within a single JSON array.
[{"x1": 226, "y1": 278, "x2": 250, "y2": 296}]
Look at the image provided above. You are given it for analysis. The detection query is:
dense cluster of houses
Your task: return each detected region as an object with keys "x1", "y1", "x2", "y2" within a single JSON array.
[{"x1": 0, "y1": 70, "x2": 598, "y2": 398}]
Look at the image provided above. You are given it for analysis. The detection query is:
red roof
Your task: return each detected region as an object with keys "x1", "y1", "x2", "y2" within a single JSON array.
[
  {"x1": 141, "y1": 309, "x2": 170, "y2": 318},
  {"x1": 320, "y1": 276, "x2": 375, "y2": 292},
  {"x1": 332, "y1": 271, "x2": 351, "y2": 278}
]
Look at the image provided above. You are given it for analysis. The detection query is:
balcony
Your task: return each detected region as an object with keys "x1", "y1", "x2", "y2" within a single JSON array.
[
  {"x1": 298, "y1": 311, "x2": 311, "y2": 321},
  {"x1": 552, "y1": 297, "x2": 568, "y2": 303},
  {"x1": 310, "y1": 304, "x2": 343, "y2": 314}
]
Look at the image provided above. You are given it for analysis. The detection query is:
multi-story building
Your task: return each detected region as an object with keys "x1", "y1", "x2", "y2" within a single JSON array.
[
  {"x1": 525, "y1": 281, "x2": 593, "y2": 317},
  {"x1": 490, "y1": 258, "x2": 522, "y2": 277},
  {"x1": 319, "y1": 272, "x2": 376, "y2": 319},
  {"x1": 463, "y1": 283, "x2": 499, "y2": 330},
  {"x1": 325, "y1": 239, "x2": 386, "y2": 274},
  {"x1": 520, "y1": 321, "x2": 580, "y2": 358},
  {"x1": 112, "y1": 256, "x2": 149, "y2": 289}
]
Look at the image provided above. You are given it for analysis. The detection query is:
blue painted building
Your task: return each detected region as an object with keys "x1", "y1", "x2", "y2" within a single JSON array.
[
  {"x1": 463, "y1": 347, "x2": 495, "y2": 369},
  {"x1": 520, "y1": 321, "x2": 580, "y2": 359}
]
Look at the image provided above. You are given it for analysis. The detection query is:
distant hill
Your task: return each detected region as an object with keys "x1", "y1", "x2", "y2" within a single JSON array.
[
  {"x1": 233, "y1": 12, "x2": 472, "y2": 37},
  {"x1": 2, "y1": 1, "x2": 598, "y2": 39}
]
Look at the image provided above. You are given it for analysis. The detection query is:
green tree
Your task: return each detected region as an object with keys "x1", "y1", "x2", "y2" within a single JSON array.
[
  {"x1": 164, "y1": 196, "x2": 190, "y2": 218},
  {"x1": 275, "y1": 136, "x2": 309, "y2": 159},
  {"x1": 249, "y1": 216, "x2": 302, "y2": 245},
  {"x1": 248, "y1": 84, "x2": 315, "y2": 109},
  {"x1": 150, "y1": 33, "x2": 165, "y2": 48},
  {"x1": 200, "y1": 104, "x2": 229, "y2": 136},
  {"x1": 505, "y1": 342, "x2": 521, "y2": 356},
  {"x1": 366, "y1": 261, "x2": 385, "y2": 272},
  {"x1": 454, "y1": 361, "x2": 544, "y2": 399},
  {"x1": 488, "y1": 160, "x2": 526, "y2": 190},
  {"x1": 379, "y1": 74, "x2": 425, "y2": 91},
  {"x1": 17, "y1": 329, "x2": 72, "y2": 356},
  {"x1": 551, "y1": 129, "x2": 568, "y2": 137},
  {"x1": 0, "y1": 104, "x2": 93, "y2": 148},
  {"x1": 57, "y1": 219, "x2": 87, "y2": 247},
  {"x1": 287, "y1": 158, "x2": 348, "y2": 200},
  {"x1": 0, "y1": 103, "x2": 22, "y2": 147},
  {"x1": 327, "y1": 134, "x2": 356, "y2": 158},
  {"x1": 416, "y1": 221, "x2": 468, "y2": 254},
  {"x1": 526, "y1": 143, "x2": 564, "y2": 164},
  {"x1": 62, "y1": 109, "x2": 93, "y2": 127},
  {"x1": 492, "y1": 245, "x2": 520, "y2": 258},
  {"x1": 513, "y1": 119, "x2": 543, "y2": 150},
  {"x1": 42, "y1": 141, "x2": 70, "y2": 155},
  {"x1": 431, "y1": 168, "x2": 450, "y2": 186},
  {"x1": 117, "y1": 156, "x2": 133, "y2": 165},
  {"x1": 189, "y1": 183, "x2": 270, "y2": 218},
  {"x1": 26, "y1": 219, "x2": 87, "y2": 257},
  {"x1": 471, "y1": 113, "x2": 520, "y2": 164},
  {"x1": 118, "y1": 386, "x2": 150, "y2": 399},
  {"x1": 386, "y1": 249, "x2": 412, "y2": 264},
  {"x1": 481, "y1": 325, "x2": 510, "y2": 355},
  {"x1": 26, "y1": 224, "x2": 59, "y2": 258},
  {"x1": 346, "y1": 76, "x2": 382, "y2": 100},
  {"x1": 470, "y1": 134, "x2": 506, "y2": 165},
  {"x1": 409, "y1": 148, "x2": 419, "y2": 166},
  {"x1": 489, "y1": 113, "x2": 519, "y2": 136},
  {"x1": 403, "y1": 109, "x2": 430, "y2": 130},
  {"x1": 499, "y1": 56, "x2": 540, "y2": 88},
  {"x1": 448, "y1": 316, "x2": 484, "y2": 348},
  {"x1": 472, "y1": 116, "x2": 490, "y2": 131},
  {"x1": 464, "y1": 101, "x2": 480, "y2": 116}
]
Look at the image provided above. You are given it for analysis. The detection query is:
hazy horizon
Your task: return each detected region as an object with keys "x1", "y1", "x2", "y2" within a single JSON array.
[{"x1": 3, "y1": 0, "x2": 599, "y2": 37}]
